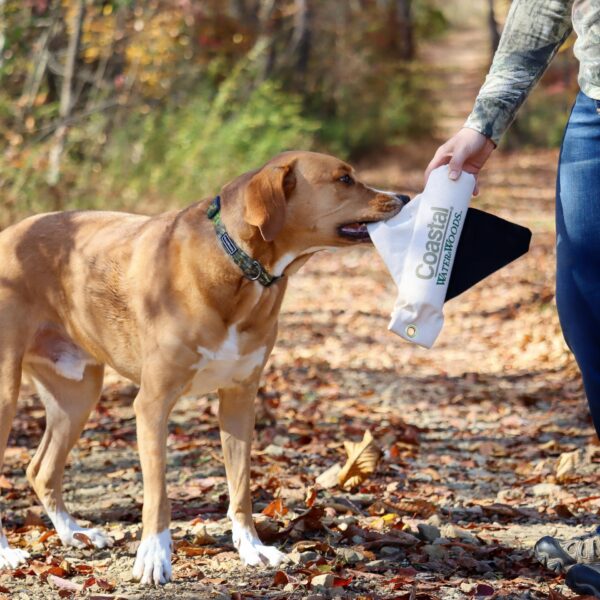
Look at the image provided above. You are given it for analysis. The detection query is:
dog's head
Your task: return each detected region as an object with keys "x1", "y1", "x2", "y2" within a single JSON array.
[{"x1": 230, "y1": 151, "x2": 406, "y2": 248}]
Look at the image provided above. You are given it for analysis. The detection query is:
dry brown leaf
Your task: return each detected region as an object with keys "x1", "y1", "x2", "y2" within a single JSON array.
[
  {"x1": 305, "y1": 487, "x2": 317, "y2": 507},
  {"x1": 190, "y1": 523, "x2": 217, "y2": 546},
  {"x1": 393, "y1": 498, "x2": 437, "y2": 518},
  {"x1": 556, "y1": 449, "x2": 582, "y2": 481},
  {"x1": 316, "y1": 463, "x2": 342, "y2": 489},
  {"x1": 338, "y1": 430, "x2": 381, "y2": 490}
]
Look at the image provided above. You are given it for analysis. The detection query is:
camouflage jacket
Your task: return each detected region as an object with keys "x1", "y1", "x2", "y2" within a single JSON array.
[{"x1": 464, "y1": 0, "x2": 600, "y2": 144}]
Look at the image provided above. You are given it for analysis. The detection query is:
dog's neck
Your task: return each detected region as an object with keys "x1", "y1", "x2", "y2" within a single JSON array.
[{"x1": 217, "y1": 188, "x2": 314, "y2": 280}]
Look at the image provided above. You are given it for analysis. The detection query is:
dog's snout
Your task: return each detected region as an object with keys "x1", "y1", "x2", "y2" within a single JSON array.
[{"x1": 395, "y1": 193, "x2": 411, "y2": 205}]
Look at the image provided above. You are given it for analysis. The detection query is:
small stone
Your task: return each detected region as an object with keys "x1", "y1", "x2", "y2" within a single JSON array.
[
  {"x1": 440, "y1": 524, "x2": 479, "y2": 544},
  {"x1": 365, "y1": 559, "x2": 389, "y2": 571},
  {"x1": 335, "y1": 516, "x2": 358, "y2": 530},
  {"x1": 263, "y1": 444, "x2": 285, "y2": 457},
  {"x1": 311, "y1": 573, "x2": 335, "y2": 588},
  {"x1": 460, "y1": 581, "x2": 477, "y2": 593},
  {"x1": 298, "y1": 551, "x2": 319, "y2": 564},
  {"x1": 380, "y1": 546, "x2": 399, "y2": 556},
  {"x1": 417, "y1": 523, "x2": 441, "y2": 543},
  {"x1": 423, "y1": 544, "x2": 447, "y2": 560},
  {"x1": 427, "y1": 514, "x2": 442, "y2": 527},
  {"x1": 273, "y1": 435, "x2": 290, "y2": 447},
  {"x1": 120, "y1": 569, "x2": 134, "y2": 582},
  {"x1": 337, "y1": 547, "x2": 364, "y2": 564},
  {"x1": 532, "y1": 482, "x2": 562, "y2": 497},
  {"x1": 283, "y1": 583, "x2": 295, "y2": 592}
]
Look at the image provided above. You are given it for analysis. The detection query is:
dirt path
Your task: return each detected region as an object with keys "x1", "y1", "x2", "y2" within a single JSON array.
[{"x1": 0, "y1": 7, "x2": 593, "y2": 600}]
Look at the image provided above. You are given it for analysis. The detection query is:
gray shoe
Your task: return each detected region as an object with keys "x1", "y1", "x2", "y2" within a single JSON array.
[{"x1": 535, "y1": 527, "x2": 600, "y2": 573}]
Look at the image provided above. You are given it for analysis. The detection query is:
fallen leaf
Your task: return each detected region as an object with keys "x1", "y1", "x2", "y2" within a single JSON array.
[
  {"x1": 554, "y1": 503, "x2": 575, "y2": 518},
  {"x1": 338, "y1": 430, "x2": 381, "y2": 490},
  {"x1": 95, "y1": 579, "x2": 116, "y2": 591},
  {"x1": 475, "y1": 583, "x2": 495, "y2": 596},
  {"x1": 273, "y1": 570, "x2": 289, "y2": 586},
  {"x1": 191, "y1": 524, "x2": 217, "y2": 546},
  {"x1": 556, "y1": 449, "x2": 582, "y2": 481},
  {"x1": 39, "y1": 529, "x2": 57, "y2": 543},
  {"x1": 48, "y1": 574, "x2": 83, "y2": 592},
  {"x1": 262, "y1": 498, "x2": 288, "y2": 518},
  {"x1": 24, "y1": 510, "x2": 46, "y2": 528},
  {"x1": 316, "y1": 463, "x2": 342, "y2": 489},
  {"x1": 393, "y1": 498, "x2": 437, "y2": 518},
  {"x1": 73, "y1": 532, "x2": 94, "y2": 548}
]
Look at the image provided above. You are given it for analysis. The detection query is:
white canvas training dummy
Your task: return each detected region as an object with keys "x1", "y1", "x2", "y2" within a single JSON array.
[{"x1": 368, "y1": 166, "x2": 532, "y2": 349}]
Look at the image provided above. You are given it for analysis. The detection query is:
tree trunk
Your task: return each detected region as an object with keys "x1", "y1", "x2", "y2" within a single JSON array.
[
  {"x1": 0, "y1": 0, "x2": 6, "y2": 73},
  {"x1": 395, "y1": 0, "x2": 414, "y2": 60},
  {"x1": 47, "y1": 0, "x2": 86, "y2": 189},
  {"x1": 487, "y1": 0, "x2": 501, "y2": 56},
  {"x1": 291, "y1": 0, "x2": 311, "y2": 75}
]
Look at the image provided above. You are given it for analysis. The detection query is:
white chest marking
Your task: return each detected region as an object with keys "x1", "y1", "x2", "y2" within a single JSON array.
[
  {"x1": 190, "y1": 327, "x2": 266, "y2": 395},
  {"x1": 272, "y1": 246, "x2": 336, "y2": 276}
]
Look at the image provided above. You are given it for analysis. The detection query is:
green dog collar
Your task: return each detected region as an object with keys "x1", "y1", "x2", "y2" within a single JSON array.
[{"x1": 207, "y1": 196, "x2": 281, "y2": 287}]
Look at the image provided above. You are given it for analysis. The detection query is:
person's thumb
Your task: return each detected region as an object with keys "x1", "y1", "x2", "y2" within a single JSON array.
[{"x1": 447, "y1": 148, "x2": 468, "y2": 181}]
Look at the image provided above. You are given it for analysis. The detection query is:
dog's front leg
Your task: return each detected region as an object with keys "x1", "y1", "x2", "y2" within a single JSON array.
[
  {"x1": 131, "y1": 379, "x2": 181, "y2": 585},
  {"x1": 219, "y1": 383, "x2": 285, "y2": 567}
]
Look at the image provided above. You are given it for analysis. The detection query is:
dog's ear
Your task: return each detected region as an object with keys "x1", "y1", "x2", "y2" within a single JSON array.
[{"x1": 244, "y1": 160, "x2": 296, "y2": 242}]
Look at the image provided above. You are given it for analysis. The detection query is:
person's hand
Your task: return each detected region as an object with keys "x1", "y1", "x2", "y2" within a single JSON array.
[{"x1": 425, "y1": 128, "x2": 495, "y2": 195}]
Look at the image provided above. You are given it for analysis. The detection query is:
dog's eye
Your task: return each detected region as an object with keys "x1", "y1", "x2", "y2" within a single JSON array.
[{"x1": 338, "y1": 174, "x2": 354, "y2": 185}]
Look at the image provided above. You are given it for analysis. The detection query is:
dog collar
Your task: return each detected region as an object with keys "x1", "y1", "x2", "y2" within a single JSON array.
[{"x1": 207, "y1": 196, "x2": 281, "y2": 287}]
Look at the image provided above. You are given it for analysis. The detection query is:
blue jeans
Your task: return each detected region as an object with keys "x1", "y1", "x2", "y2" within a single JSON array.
[{"x1": 556, "y1": 91, "x2": 600, "y2": 437}]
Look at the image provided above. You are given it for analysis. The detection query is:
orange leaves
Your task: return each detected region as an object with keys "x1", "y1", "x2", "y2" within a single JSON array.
[{"x1": 262, "y1": 498, "x2": 289, "y2": 519}]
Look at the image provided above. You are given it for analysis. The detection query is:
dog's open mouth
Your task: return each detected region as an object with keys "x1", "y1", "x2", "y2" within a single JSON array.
[{"x1": 338, "y1": 222, "x2": 372, "y2": 241}]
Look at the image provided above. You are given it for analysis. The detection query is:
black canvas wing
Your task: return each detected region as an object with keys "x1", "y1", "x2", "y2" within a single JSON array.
[{"x1": 445, "y1": 208, "x2": 532, "y2": 302}]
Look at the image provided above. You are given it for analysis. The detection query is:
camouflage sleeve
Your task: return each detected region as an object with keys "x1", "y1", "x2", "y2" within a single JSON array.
[{"x1": 464, "y1": 0, "x2": 574, "y2": 145}]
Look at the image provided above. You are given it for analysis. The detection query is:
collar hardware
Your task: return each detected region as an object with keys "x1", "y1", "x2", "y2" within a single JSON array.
[{"x1": 207, "y1": 196, "x2": 280, "y2": 287}]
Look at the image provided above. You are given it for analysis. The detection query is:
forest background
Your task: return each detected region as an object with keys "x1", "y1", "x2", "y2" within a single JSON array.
[{"x1": 0, "y1": 0, "x2": 578, "y2": 225}]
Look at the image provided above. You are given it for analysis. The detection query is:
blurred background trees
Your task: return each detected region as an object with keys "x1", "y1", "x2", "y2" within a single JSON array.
[{"x1": 0, "y1": 0, "x2": 578, "y2": 225}]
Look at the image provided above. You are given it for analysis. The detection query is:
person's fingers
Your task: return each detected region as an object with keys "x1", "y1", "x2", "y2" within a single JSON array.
[
  {"x1": 447, "y1": 146, "x2": 469, "y2": 181},
  {"x1": 424, "y1": 145, "x2": 451, "y2": 185}
]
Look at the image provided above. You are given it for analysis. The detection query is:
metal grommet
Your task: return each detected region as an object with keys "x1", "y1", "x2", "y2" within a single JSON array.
[{"x1": 406, "y1": 324, "x2": 417, "y2": 338}]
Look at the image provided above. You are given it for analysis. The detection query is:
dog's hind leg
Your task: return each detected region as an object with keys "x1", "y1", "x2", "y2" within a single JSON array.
[
  {"x1": 24, "y1": 359, "x2": 112, "y2": 549},
  {"x1": 0, "y1": 307, "x2": 31, "y2": 569}
]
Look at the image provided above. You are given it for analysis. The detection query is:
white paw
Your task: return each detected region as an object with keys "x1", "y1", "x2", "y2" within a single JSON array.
[
  {"x1": 0, "y1": 535, "x2": 30, "y2": 570},
  {"x1": 49, "y1": 511, "x2": 113, "y2": 549},
  {"x1": 239, "y1": 539, "x2": 286, "y2": 567},
  {"x1": 232, "y1": 521, "x2": 285, "y2": 567},
  {"x1": 132, "y1": 529, "x2": 172, "y2": 586}
]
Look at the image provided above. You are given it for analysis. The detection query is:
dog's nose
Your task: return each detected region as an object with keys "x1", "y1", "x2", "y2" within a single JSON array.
[{"x1": 395, "y1": 193, "x2": 411, "y2": 205}]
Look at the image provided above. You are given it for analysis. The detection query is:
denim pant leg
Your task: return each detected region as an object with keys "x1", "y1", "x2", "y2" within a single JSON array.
[{"x1": 556, "y1": 91, "x2": 600, "y2": 437}]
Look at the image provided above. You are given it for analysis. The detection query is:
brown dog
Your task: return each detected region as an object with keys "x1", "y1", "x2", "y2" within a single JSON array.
[{"x1": 0, "y1": 151, "x2": 405, "y2": 584}]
